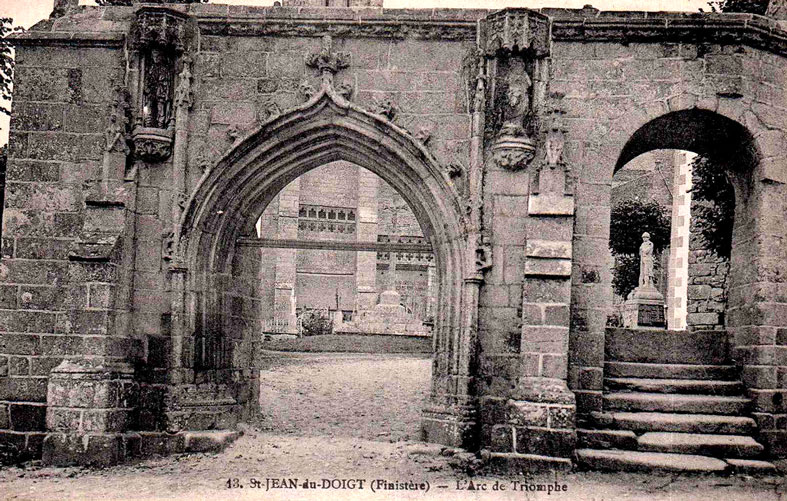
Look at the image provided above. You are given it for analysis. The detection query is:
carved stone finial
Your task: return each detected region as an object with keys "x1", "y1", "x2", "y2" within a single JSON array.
[{"x1": 306, "y1": 35, "x2": 350, "y2": 76}]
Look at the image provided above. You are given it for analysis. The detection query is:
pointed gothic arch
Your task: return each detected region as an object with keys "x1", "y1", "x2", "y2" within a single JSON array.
[{"x1": 170, "y1": 83, "x2": 480, "y2": 447}]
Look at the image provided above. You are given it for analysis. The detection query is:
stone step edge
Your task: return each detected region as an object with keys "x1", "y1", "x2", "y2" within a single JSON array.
[
  {"x1": 605, "y1": 362, "x2": 739, "y2": 380},
  {"x1": 636, "y1": 431, "x2": 765, "y2": 458},
  {"x1": 587, "y1": 411, "x2": 757, "y2": 434},
  {"x1": 578, "y1": 428, "x2": 766, "y2": 456},
  {"x1": 574, "y1": 449, "x2": 778, "y2": 475},
  {"x1": 575, "y1": 448, "x2": 778, "y2": 475},
  {"x1": 605, "y1": 377, "x2": 744, "y2": 390}
]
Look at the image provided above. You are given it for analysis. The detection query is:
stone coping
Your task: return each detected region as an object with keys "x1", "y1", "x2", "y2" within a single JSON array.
[{"x1": 9, "y1": 4, "x2": 787, "y2": 59}]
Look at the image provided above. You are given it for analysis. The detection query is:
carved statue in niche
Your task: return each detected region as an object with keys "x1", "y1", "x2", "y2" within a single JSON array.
[
  {"x1": 500, "y1": 72, "x2": 532, "y2": 138},
  {"x1": 143, "y1": 49, "x2": 174, "y2": 129}
]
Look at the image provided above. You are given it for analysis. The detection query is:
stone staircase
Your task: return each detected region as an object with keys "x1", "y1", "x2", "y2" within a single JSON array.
[{"x1": 576, "y1": 328, "x2": 777, "y2": 474}]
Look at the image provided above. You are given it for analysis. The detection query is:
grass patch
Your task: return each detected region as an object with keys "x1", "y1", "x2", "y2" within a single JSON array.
[{"x1": 260, "y1": 334, "x2": 431, "y2": 353}]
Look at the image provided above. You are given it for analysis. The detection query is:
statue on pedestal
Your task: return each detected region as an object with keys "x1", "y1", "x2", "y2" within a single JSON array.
[
  {"x1": 639, "y1": 232, "x2": 655, "y2": 288},
  {"x1": 623, "y1": 231, "x2": 665, "y2": 328}
]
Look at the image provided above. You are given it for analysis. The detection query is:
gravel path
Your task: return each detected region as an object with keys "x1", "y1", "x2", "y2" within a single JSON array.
[{"x1": 257, "y1": 351, "x2": 431, "y2": 441}]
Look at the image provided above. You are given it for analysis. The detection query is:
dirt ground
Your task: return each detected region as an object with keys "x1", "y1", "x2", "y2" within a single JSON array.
[{"x1": 2, "y1": 352, "x2": 786, "y2": 501}]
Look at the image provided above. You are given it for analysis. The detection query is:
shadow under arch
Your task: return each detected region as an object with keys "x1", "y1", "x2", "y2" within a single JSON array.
[
  {"x1": 172, "y1": 89, "x2": 478, "y2": 447},
  {"x1": 616, "y1": 108, "x2": 758, "y2": 173}
]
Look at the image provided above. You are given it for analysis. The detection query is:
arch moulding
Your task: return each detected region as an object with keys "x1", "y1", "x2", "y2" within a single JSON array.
[{"x1": 169, "y1": 75, "x2": 484, "y2": 448}]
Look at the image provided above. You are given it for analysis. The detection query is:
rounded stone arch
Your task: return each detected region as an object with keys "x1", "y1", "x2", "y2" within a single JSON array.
[
  {"x1": 609, "y1": 108, "x2": 761, "y2": 317},
  {"x1": 570, "y1": 107, "x2": 767, "y2": 419},
  {"x1": 172, "y1": 90, "x2": 476, "y2": 445}
]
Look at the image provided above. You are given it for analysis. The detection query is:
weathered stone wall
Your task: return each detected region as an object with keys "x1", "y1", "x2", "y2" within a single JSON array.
[
  {"x1": 687, "y1": 201, "x2": 730, "y2": 331},
  {"x1": 4, "y1": 3, "x2": 787, "y2": 466},
  {"x1": 549, "y1": 33, "x2": 787, "y2": 453},
  {"x1": 0, "y1": 39, "x2": 130, "y2": 459}
]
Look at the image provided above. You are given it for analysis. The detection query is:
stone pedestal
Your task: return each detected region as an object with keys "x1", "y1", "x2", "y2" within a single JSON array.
[
  {"x1": 43, "y1": 359, "x2": 138, "y2": 467},
  {"x1": 623, "y1": 285, "x2": 666, "y2": 328}
]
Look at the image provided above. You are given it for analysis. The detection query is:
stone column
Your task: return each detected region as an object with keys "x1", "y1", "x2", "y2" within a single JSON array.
[
  {"x1": 273, "y1": 180, "x2": 299, "y2": 333},
  {"x1": 356, "y1": 168, "x2": 378, "y2": 310}
]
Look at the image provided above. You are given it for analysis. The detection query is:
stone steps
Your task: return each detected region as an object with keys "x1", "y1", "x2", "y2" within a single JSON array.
[
  {"x1": 605, "y1": 377, "x2": 743, "y2": 395},
  {"x1": 637, "y1": 432, "x2": 764, "y2": 458},
  {"x1": 586, "y1": 328, "x2": 773, "y2": 474},
  {"x1": 603, "y1": 392, "x2": 750, "y2": 415},
  {"x1": 605, "y1": 361, "x2": 738, "y2": 380},
  {"x1": 591, "y1": 411, "x2": 757, "y2": 435},
  {"x1": 576, "y1": 449, "x2": 776, "y2": 474}
]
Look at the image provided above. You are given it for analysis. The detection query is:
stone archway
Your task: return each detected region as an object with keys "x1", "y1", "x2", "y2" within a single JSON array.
[{"x1": 170, "y1": 76, "x2": 479, "y2": 448}]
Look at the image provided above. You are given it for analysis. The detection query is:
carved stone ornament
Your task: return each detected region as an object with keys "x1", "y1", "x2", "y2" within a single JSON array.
[
  {"x1": 492, "y1": 70, "x2": 536, "y2": 170},
  {"x1": 491, "y1": 135, "x2": 536, "y2": 171},
  {"x1": 162, "y1": 231, "x2": 175, "y2": 262},
  {"x1": 374, "y1": 98, "x2": 397, "y2": 121},
  {"x1": 131, "y1": 7, "x2": 192, "y2": 54},
  {"x1": 132, "y1": 126, "x2": 174, "y2": 163},
  {"x1": 173, "y1": 57, "x2": 193, "y2": 111},
  {"x1": 106, "y1": 86, "x2": 131, "y2": 155},
  {"x1": 445, "y1": 160, "x2": 463, "y2": 178},
  {"x1": 483, "y1": 9, "x2": 550, "y2": 57},
  {"x1": 336, "y1": 81, "x2": 353, "y2": 101},
  {"x1": 475, "y1": 235, "x2": 493, "y2": 275},
  {"x1": 415, "y1": 126, "x2": 432, "y2": 146},
  {"x1": 299, "y1": 80, "x2": 317, "y2": 102},
  {"x1": 306, "y1": 35, "x2": 350, "y2": 76},
  {"x1": 257, "y1": 97, "x2": 282, "y2": 122}
]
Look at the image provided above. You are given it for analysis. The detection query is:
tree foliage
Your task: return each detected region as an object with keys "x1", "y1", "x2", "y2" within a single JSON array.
[
  {"x1": 298, "y1": 308, "x2": 333, "y2": 337},
  {"x1": 0, "y1": 17, "x2": 16, "y2": 117},
  {"x1": 704, "y1": 0, "x2": 768, "y2": 13},
  {"x1": 690, "y1": 155, "x2": 735, "y2": 259},
  {"x1": 609, "y1": 199, "x2": 671, "y2": 299},
  {"x1": 609, "y1": 199, "x2": 671, "y2": 256}
]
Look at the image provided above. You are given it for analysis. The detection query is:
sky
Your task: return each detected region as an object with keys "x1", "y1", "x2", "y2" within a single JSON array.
[{"x1": 0, "y1": 0, "x2": 710, "y2": 142}]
